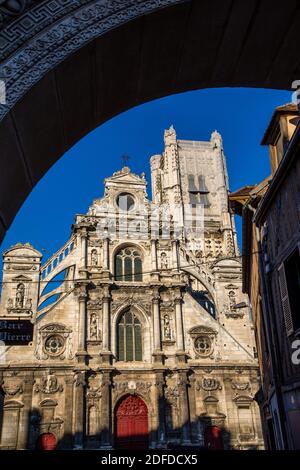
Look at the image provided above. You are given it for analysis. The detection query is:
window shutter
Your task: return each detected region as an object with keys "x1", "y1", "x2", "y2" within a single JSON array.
[{"x1": 278, "y1": 263, "x2": 293, "y2": 336}]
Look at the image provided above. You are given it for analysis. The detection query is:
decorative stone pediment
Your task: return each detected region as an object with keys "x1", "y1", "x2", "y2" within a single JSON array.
[
  {"x1": 189, "y1": 326, "x2": 217, "y2": 337},
  {"x1": 233, "y1": 395, "x2": 253, "y2": 404},
  {"x1": 224, "y1": 284, "x2": 239, "y2": 290},
  {"x1": 105, "y1": 166, "x2": 146, "y2": 185}
]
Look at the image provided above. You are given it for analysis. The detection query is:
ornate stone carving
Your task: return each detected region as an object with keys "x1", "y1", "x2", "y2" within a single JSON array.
[
  {"x1": 196, "y1": 377, "x2": 222, "y2": 391},
  {"x1": 91, "y1": 249, "x2": 98, "y2": 266},
  {"x1": 116, "y1": 394, "x2": 148, "y2": 416},
  {"x1": 10, "y1": 264, "x2": 34, "y2": 271},
  {"x1": 74, "y1": 285, "x2": 88, "y2": 300},
  {"x1": 113, "y1": 380, "x2": 152, "y2": 399},
  {"x1": 87, "y1": 374, "x2": 101, "y2": 400},
  {"x1": 35, "y1": 323, "x2": 74, "y2": 360},
  {"x1": 2, "y1": 378, "x2": 23, "y2": 396},
  {"x1": 15, "y1": 282, "x2": 25, "y2": 308},
  {"x1": 231, "y1": 381, "x2": 250, "y2": 391},
  {"x1": 0, "y1": 0, "x2": 27, "y2": 29},
  {"x1": 0, "y1": 0, "x2": 184, "y2": 122},
  {"x1": 88, "y1": 312, "x2": 101, "y2": 341},
  {"x1": 160, "y1": 251, "x2": 168, "y2": 270},
  {"x1": 87, "y1": 298, "x2": 102, "y2": 309},
  {"x1": 162, "y1": 313, "x2": 174, "y2": 342},
  {"x1": 74, "y1": 371, "x2": 86, "y2": 388},
  {"x1": 165, "y1": 386, "x2": 179, "y2": 409},
  {"x1": 189, "y1": 326, "x2": 217, "y2": 358},
  {"x1": 88, "y1": 239, "x2": 103, "y2": 247},
  {"x1": 34, "y1": 371, "x2": 63, "y2": 394}
]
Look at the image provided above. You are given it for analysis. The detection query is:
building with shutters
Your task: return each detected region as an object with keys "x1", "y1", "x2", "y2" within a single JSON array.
[
  {"x1": 0, "y1": 126, "x2": 263, "y2": 450},
  {"x1": 230, "y1": 103, "x2": 300, "y2": 450}
]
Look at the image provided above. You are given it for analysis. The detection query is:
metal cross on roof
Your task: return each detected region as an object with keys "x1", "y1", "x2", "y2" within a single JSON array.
[{"x1": 121, "y1": 154, "x2": 130, "y2": 166}]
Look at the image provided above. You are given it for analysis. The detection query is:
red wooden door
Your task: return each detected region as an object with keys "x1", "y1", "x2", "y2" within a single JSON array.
[
  {"x1": 115, "y1": 395, "x2": 149, "y2": 449},
  {"x1": 37, "y1": 433, "x2": 57, "y2": 451},
  {"x1": 204, "y1": 426, "x2": 224, "y2": 450}
]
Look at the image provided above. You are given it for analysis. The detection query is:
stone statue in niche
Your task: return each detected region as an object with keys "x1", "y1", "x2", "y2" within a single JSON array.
[
  {"x1": 161, "y1": 252, "x2": 168, "y2": 270},
  {"x1": 15, "y1": 282, "x2": 25, "y2": 308},
  {"x1": 91, "y1": 249, "x2": 98, "y2": 266},
  {"x1": 90, "y1": 313, "x2": 98, "y2": 339},
  {"x1": 228, "y1": 290, "x2": 236, "y2": 311},
  {"x1": 163, "y1": 314, "x2": 172, "y2": 340}
]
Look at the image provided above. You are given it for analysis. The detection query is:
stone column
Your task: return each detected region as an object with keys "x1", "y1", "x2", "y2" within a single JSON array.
[
  {"x1": 177, "y1": 372, "x2": 191, "y2": 445},
  {"x1": 103, "y1": 236, "x2": 109, "y2": 271},
  {"x1": 99, "y1": 372, "x2": 112, "y2": 449},
  {"x1": 76, "y1": 285, "x2": 88, "y2": 363},
  {"x1": 73, "y1": 371, "x2": 86, "y2": 449},
  {"x1": 152, "y1": 372, "x2": 166, "y2": 448},
  {"x1": 172, "y1": 239, "x2": 178, "y2": 270},
  {"x1": 188, "y1": 375, "x2": 201, "y2": 444},
  {"x1": 17, "y1": 372, "x2": 34, "y2": 449},
  {"x1": 151, "y1": 239, "x2": 158, "y2": 271},
  {"x1": 152, "y1": 290, "x2": 163, "y2": 363},
  {"x1": 61, "y1": 375, "x2": 74, "y2": 449},
  {"x1": 101, "y1": 286, "x2": 112, "y2": 364},
  {"x1": 175, "y1": 297, "x2": 184, "y2": 348},
  {"x1": 79, "y1": 227, "x2": 88, "y2": 279},
  {"x1": 231, "y1": 211, "x2": 239, "y2": 256}
]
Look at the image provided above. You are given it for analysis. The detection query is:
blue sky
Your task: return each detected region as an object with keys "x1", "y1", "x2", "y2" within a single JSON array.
[{"x1": 0, "y1": 87, "x2": 291, "y2": 273}]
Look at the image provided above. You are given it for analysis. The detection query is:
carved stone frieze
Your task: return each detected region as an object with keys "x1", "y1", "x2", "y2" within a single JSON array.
[
  {"x1": 196, "y1": 377, "x2": 222, "y2": 391},
  {"x1": 1, "y1": 378, "x2": 23, "y2": 396},
  {"x1": 0, "y1": 0, "x2": 184, "y2": 121},
  {"x1": 34, "y1": 371, "x2": 63, "y2": 394},
  {"x1": 113, "y1": 380, "x2": 152, "y2": 399}
]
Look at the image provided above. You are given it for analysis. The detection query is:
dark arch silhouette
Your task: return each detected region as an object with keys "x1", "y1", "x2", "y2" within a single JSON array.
[{"x1": 0, "y1": 0, "x2": 299, "y2": 243}]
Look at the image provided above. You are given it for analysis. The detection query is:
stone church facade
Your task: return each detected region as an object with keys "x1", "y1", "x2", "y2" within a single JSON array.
[{"x1": 0, "y1": 127, "x2": 263, "y2": 450}]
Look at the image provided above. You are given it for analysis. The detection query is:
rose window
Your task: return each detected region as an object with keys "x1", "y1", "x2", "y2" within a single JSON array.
[
  {"x1": 44, "y1": 335, "x2": 65, "y2": 356},
  {"x1": 194, "y1": 335, "x2": 212, "y2": 356}
]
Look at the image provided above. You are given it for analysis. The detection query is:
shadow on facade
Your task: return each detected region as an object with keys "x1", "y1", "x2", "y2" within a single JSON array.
[{"x1": 18, "y1": 396, "x2": 232, "y2": 451}]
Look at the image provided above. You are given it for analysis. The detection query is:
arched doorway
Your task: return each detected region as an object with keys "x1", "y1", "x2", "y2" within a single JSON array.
[
  {"x1": 115, "y1": 395, "x2": 149, "y2": 450},
  {"x1": 204, "y1": 426, "x2": 224, "y2": 450},
  {"x1": 36, "y1": 432, "x2": 57, "y2": 451}
]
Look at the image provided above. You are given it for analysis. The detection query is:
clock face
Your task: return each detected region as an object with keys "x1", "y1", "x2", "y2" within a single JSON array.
[{"x1": 117, "y1": 193, "x2": 135, "y2": 211}]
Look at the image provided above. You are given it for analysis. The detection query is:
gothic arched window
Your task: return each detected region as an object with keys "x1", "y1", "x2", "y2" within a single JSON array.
[
  {"x1": 115, "y1": 247, "x2": 142, "y2": 281},
  {"x1": 117, "y1": 311, "x2": 142, "y2": 361}
]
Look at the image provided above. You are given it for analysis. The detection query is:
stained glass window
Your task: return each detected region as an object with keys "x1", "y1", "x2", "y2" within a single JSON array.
[
  {"x1": 115, "y1": 247, "x2": 143, "y2": 282},
  {"x1": 117, "y1": 311, "x2": 142, "y2": 361}
]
